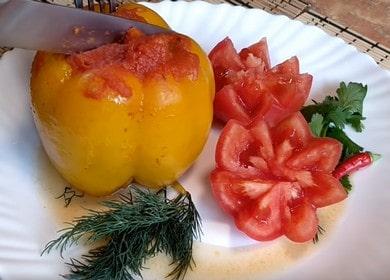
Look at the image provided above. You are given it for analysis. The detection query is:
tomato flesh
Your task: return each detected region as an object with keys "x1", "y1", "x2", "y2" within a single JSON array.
[
  {"x1": 239, "y1": 38, "x2": 271, "y2": 70},
  {"x1": 286, "y1": 138, "x2": 342, "y2": 172},
  {"x1": 304, "y1": 172, "x2": 348, "y2": 208},
  {"x1": 236, "y1": 183, "x2": 284, "y2": 241},
  {"x1": 210, "y1": 113, "x2": 346, "y2": 242},
  {"x1": 210, "y1": 170, "x2": 247, "y2": 215},
  {"x1": 209, "y1": 37, "x2": 244, "y2": 91},
  {"x1": 215, "y1": 120, "x2": 259, "y2": 176},
  {"x1": 283, "y1": 197, "x2": 318, "y2": 243},
  {"x1": 213, "y1": 85, "x2": 250, "y2": 124},
  {"x1": 271, "y1": 112, "x2": 312, "y2": 149},
  {"x1": 70, "y1": 31, "x2": 199, "y2": 82}
]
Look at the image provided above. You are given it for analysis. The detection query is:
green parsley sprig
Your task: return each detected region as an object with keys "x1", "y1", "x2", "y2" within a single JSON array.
[
  {"x1": 301, "y1": 82, "x2": 367, "y2": 136},
  {"x1": 42, "y1": 185, "x2": 202, "y2": 280},
  {"x1": 301, "y1": 82, "x2": 368, "y2": 192}
]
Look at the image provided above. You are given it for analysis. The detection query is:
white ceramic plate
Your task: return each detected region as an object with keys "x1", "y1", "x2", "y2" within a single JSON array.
[{"x1": 1, "y1": 1, "x2": 390, "y2": 279}]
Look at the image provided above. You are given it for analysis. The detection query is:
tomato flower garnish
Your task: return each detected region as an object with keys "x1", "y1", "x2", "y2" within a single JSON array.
[
  {"x1": 209, "y1": 37, "x2": 313, "y2": 127},
  {"x1": 210, "y1": 112, "x2": 347, "y2": 242}
]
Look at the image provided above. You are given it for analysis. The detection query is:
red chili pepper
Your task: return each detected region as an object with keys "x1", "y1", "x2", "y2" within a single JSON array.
[{"x1": 333, "y1": 152, "x2": 381, "y2": 179}]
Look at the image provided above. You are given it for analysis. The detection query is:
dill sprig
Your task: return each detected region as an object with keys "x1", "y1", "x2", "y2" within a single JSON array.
[
  {"x1": 56, "y1": 186, "x2": 84, "y2": 207},
  {"x1": 312, "y1": 225, "x2": 325, "y2": 244},
  {"x1": 42, "y1": 184, "x2": 202, "y2": 280}
]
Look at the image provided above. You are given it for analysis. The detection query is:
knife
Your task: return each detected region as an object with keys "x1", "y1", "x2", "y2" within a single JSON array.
[{"x1": 0, "y1": 0, "x2": 168, "y2": 54}]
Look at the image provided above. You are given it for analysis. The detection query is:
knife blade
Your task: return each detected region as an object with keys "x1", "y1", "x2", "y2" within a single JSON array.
[{"x1": 0, "y1": 0, "x2": 168, "y2": 54}]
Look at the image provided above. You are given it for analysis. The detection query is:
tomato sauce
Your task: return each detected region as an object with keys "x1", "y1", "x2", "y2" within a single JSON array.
[{"x1": 68, "y1": 29, "x2": 200, "y2": 100}]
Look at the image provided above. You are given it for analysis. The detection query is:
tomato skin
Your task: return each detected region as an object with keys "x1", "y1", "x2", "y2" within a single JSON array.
[
  {"x1": 270, "y1": 56, "x2": 299, "y2": 75},
  {"x1": 210, "y1": 112, "x2": 346, "y2": 242},
  {"x1": 209, "y1": 38, "x2": 312, "y2": 126}
]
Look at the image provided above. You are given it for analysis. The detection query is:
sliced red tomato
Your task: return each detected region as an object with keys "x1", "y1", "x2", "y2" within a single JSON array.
[
  {"x1": 213, "y1": 85, "x2": 250, "y2": 124},
  {"x1": 209, "y1": 37, "x2": 244, "y2": 91},
  {"x1": 209, "y1": 38, "x2": 312, "y2": 126},
  {"x1": 269, "y1": 56, "x2": 299, "y2": 75},
  {"x1": 304, "y1": 172, "x2": 347, "y2": 208},
  {"x1": 210, "y1": 113, "x2": 346, "y2": 243},
  {"x1": 233, "y1": 69, "x2": 273, "y2": 115},
  {"x1": 209, "y1": 37, "x2": 244, "y2": 72},
  {"x1": 283, "y1": 197, "x2": 318, "y2": 243},
  {"x1": 239, "y1": 38, "x2": 271, "y2": 70},
  {"x1": 210, "y1": 170, "x2": 247, "y2": 215},
  {"x1": 210, "y1": 169, "x2": 275, "y2": 216},
  {"x1": 249, "y1": 117, "x2": 275, "y2": 160},
  {"x1": 235, "y1": 183, "x2": 284, "y2": 241},
  {"x1": 263, "y1": 73, "x2": 312, "y2": 111},
  {"x1": 262, "y1": 73, "x2": 312, "y2": 126},
  {"x1": 215, "y1": 120, "x2": 259, "y2": 177},
  {"x1": 271, "y1": 112, "x2": 312, "y2": 149},
  {"x1": 286, "y1": 138, "x2": 342, "y2": 172}
]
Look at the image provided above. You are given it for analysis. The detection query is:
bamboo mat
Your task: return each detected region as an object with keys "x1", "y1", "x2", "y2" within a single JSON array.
[
  {"x1": 1, "y1": 0, "x2": 389, "y2": 69},
  {"x1": 170, "y1": 0, "x2": 390, "y2": 69}
]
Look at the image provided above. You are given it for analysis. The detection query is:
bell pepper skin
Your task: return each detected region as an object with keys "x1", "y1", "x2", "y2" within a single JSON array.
[{"x1": 30, "y1": 4, "x2": 214, "y2": 196}]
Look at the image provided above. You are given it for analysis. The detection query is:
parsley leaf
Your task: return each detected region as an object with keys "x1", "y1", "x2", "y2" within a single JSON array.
[
  {"x1": 340, "y1": 175, "x2": 352, "y2": 193},
  {"x1": 327, "y1": 106, "x2": 351, "y2": 129},
  {"x1": 309, "y1": 113, "x2": 325, "y2": 137},
  {"x1": 348, "y1": 114, "x2": 365, "y2": 132},
  {"x1": 301, "y1": 82, "x2": 367, "y2": 132},
  {"x1": 326, "y1": 127, "x2": 363, "y2": 160},
  {"x1": 337, "y1": 82, "x2": 367, "y2": 115}
]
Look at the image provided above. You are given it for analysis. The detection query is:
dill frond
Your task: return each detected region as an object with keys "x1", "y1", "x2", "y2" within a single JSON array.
[{"x1": 43, "y1": 185, "x2": 202, "y2": 280}]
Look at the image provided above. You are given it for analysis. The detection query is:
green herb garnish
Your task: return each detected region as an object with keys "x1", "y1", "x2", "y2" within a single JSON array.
[
  {"x1": 340, "y1": 175, "x2": 353, "y2": 193},
  {"x1": 43, "y1": 185, "x2": 202, "y2": 280},
  {"x1": 301, "y1": 82, "x2": 367, "y2": 161},
  {"x1": 56, "y1": 186, "x2": 84, "y2": 207},
  {"x1": 308, "y1": 113, "x2": 325, "y2": 137},
  {"x1": 326, "y1": 127, "x2": 363, "y2": 160},
  {"x1": 312, "y1": 225, "x2": 325, "y2": 244},
  {"x1": 301, "y1": 82, "x2": 367, "y2": 136},
  {"x1": 301, "y1": 82, "x2": 368, "y2": 193}
]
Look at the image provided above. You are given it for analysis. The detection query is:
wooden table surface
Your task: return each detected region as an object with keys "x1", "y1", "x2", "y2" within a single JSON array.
[{"x1": 307, "y1": 0, "x2": 390, "y2": 48}]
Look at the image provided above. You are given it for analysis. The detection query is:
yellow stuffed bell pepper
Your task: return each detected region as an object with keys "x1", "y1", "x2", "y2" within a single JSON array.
[{"x1": 30, "y1": 4, "x2": 214, "y2": 196}]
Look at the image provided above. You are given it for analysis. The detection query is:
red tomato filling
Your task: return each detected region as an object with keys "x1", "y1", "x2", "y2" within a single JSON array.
[
  {"x1": 209, "y1": 37, "x2": 312, "y2": 126},
  {"x1": 68, "y1": 29, "x2": 199, "y2": 99},
  {"x1": 210, "y1": 113, "x2": 347, "y2": 242},
  {"x1": 69, "y1": 30, "x2": 199, "y2": 80}
]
